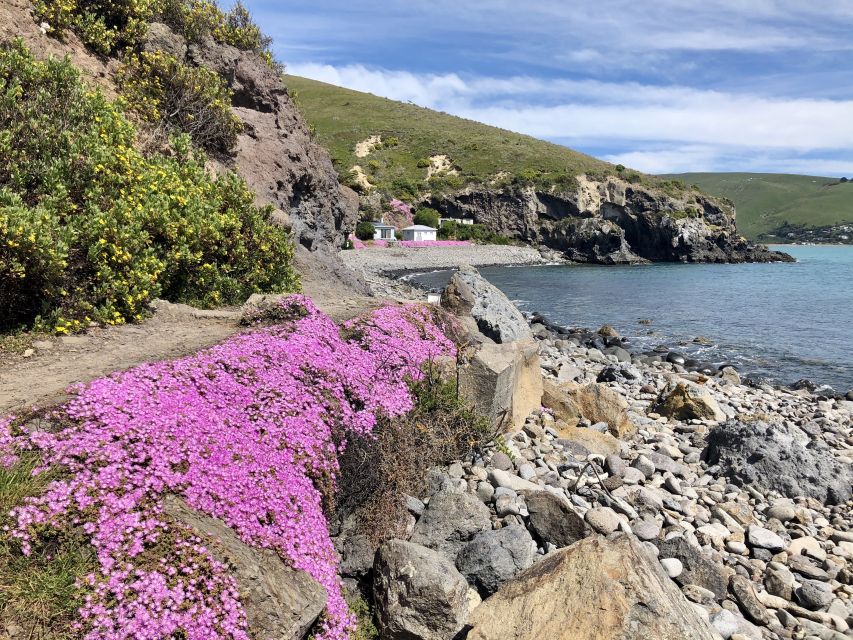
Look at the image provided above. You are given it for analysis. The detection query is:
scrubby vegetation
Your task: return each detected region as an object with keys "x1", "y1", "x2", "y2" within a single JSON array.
[
  {"x1": 355, "y1": 221, "x2": 376, "y2": 241},
  {"x1": 0, "y1": 41, "x2": 297, "y2": 333},
  {"x1": 438, "y1": 221, "x2": 511, "y2": 245},
  {"x1": 412, "y1": 207, "x2": 440, "y2": 228},
  {"x1": 285, "y1": 75, "x2": 687, "y2": 203}
]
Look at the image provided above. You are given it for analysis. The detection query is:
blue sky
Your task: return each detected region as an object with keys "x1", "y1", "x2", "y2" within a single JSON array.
[{"x1": 242, "y1": 0, "x2": 853, "y2": 176}]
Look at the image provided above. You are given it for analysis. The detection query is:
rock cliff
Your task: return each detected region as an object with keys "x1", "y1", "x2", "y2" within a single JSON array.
[{"x1": 426, "y1": 176, "x2": 793, "y2": 263}]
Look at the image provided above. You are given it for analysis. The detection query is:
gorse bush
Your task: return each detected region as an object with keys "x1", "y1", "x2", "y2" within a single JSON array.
[
  {"x1": 118, "y1": 50, "x2": 242, "y2": 152},
  {"x1": 0, "y1": 41, "x2": 298, "y2": 333}
]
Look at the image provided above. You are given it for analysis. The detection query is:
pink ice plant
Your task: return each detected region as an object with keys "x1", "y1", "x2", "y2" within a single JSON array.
[
  {"x1": 2, "y1": 297, "x2": 455, "y2": 640},
  {"x1": 0, "y1": 416, "x2": 17, "y2": 468}
]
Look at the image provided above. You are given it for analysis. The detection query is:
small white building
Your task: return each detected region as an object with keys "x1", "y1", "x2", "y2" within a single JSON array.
[
  {"x1": 401, "y1": 224, "x2": 437, "y2": 242},
  {"x1": 439, "y1": 217, "x2": 474, "y2": 227},
  {"x1": 371, "y1": 222, "x2": 396, "y2": 241}
]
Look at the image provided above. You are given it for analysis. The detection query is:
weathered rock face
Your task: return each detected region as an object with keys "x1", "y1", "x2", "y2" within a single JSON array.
[
  {"x1": 162, "y1": 496, "x2": 326, "y2": 639},
  {"x1": 455, "y1": 525, "x2": 538, "y2": 596},
  {"x1": 426, "y1": 177, "x2": 794, "y2": 264},
  {"x1": 441, "y1": 265, "x2": 533, "y2": 344},
  {"x1": 705, "y1": 420, "x2": 853, "y2": 505},
  {"x1": 459, "y1": 340, "x2": 543, "y2": 430},
  {"x1": 373, "y1": 540, "x2": 469, "y2": 640},
  {"x1": 466, "y1": 533, "x2": 718, "y2": 640},
  {"x1": 654, "y1": 380, "x2": 727, "y2": 422}
]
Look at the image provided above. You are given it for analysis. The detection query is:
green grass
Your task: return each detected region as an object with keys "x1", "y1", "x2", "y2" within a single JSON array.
[
  {"x1": 666, "y1": 172, "x2": 853, "y2": 239},
  {"x1": 284, "y1": 75, "x2": 660, "y2": 200}
]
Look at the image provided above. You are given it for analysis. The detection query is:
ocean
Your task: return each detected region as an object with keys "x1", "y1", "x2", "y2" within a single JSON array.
[{"x1": 411, "y1": 245, "x2": 853, "y2": 392}]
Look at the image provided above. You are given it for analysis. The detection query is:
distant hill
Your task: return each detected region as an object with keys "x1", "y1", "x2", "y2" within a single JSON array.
[
  {"x1": 665, "y1": 173, "x2": 853, "y2": 240},
  {"x1": 284, "y1": 75, "x2": 674, "y2": 199}
]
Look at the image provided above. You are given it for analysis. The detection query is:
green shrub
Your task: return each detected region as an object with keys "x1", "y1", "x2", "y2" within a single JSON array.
[
  {"x1": 0, "y1": 41, "x2": 297, "y2": 333},
  {"x1": 416, "y1": 158, "x2": 430, "y2": 168},
  {"x1": 438, "y1": 220, "x2": 510, "y2": 245},
  {"x1": 355, "y1": 221, "x2": 375, "y2": 241},
  {"x1": 118, "y1": 50, "x2": 242, "y2": 153},
  {"x1": 413, "y1": 207, "x2": 440, "y2": 228}
]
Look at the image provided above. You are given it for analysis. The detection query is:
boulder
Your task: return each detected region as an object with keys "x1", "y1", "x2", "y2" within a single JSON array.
[
  {"x1": 466, "y1": 534, "x2": 717, "y2": 640},
  {"x1": 143, "y1": 21, "x2": 188, "y2": 58},
  {"x1": 459, "y1": 339, "x2": 543, "y2": 430},
  {"x1": 441, "y1": 265, "x2": 533, "y2": 344},
  {"x1": 162, "y1": 497, "x2": 325, "y2": 640},
  {"x1": 653, "y1": 380, "x2": 726, "y2": 422},
  {"x1": 456, "y1": 525, "x2": 538, "y2": 596},
  {"x1": 410, "y1": 491, "x2": 492, "y2": 558},
  {"x1": 554, "y1": 425, "x2": 621, "y2": 457},
  {"x1": 541, "y1": 380, "x2": 581, "y2": 426},
  {"x1": 567, "y1": 383, "x2": 636, "y2": 438},
  {"x1": 705, "y1": 420, "x2": 853, "y2": 505},
  {"x1": 374, "y1": 540, "x2": 469, "y2": 640},
  {"x1": 525, "y1": 491, "x2": 589, "y2": 548},
  {"x1": 655, "y1": 536, "x2": 730, "y2": 599}
]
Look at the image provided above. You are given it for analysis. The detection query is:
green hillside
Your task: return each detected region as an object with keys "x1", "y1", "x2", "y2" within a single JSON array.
[
  {"x1": 284, "y1": 75, "x2": 678, "y2": 200},
  {"x1": 666, "y1": 173, "x2": 853, "y2": 240}
]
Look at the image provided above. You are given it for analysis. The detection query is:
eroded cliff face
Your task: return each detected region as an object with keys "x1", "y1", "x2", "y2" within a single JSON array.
[{"x1": 427, "y1": 176, "x2": 793, "y2": 264}]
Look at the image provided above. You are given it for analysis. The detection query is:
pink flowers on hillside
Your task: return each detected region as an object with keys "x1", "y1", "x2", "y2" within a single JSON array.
[
  {"x1": 2, "y1": 297, "x2": 455, "y2": 640},
  {"x1": 398, "y1": 240, "x2": 471, "y2": 248}
]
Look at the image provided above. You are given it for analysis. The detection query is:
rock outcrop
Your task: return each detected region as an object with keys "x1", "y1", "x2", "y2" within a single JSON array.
[
  {"x1": 425, "y1": 177, "x2": 794, "y2": 264},
  {"x1": 705, "y1": 420, "x2": 853, "y2": 505},
  {"x1": 466, "y1": 534, "x2": 718, "y2": 640},
  {"x1": 654, "y1": 380, "x2": 727, "y2": 422},
  {"x1": 162, "y1": 496, "x2": 326, "y2": 640}
]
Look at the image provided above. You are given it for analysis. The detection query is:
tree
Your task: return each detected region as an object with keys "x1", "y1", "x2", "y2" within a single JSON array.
[
  {"x1": 413, "y1": 208, "x2": 440, "y2": 228},
  {"x1": 355, "y1": 221, "x2": 376, "y2": 241}
]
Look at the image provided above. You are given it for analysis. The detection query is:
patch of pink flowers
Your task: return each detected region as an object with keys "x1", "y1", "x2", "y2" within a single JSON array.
[
  {"x1": 0, "y1": 416, "x2": 17, "y2": 468},
  {"x1": 398, "y1": 240, "x2": 472, "y2": 248},
  {"x1": 3, "y1": 297, "x2": 455, "y2": 640}
]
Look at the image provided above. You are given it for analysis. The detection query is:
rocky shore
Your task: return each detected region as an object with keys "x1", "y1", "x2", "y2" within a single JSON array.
[{"x1": 336, "y1": 267, "x2": 853, "y2": 640}]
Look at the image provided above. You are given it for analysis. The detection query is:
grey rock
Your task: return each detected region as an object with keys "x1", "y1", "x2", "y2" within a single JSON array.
[
  {"x1": 456, "y1": 525, "x2": 538, "y2": 596},
  {"x1": 705, "y1": 420, "x2": 853, "y2": 505},
  {"x1": 374, "y1": 540, "x2": 469, "y2": 640},
  {"x1": 710, "y1": 608, "x2": 740, "y2": 639},
  {"x1": 797, "y1": 579, "x2": 835, "y2": 610},
  {"x1": 597, "y1": 363, "x2": 643, "y2": 383},
  {"x1": 660, "y1": 558, "x2": 684, "y2": 578},
  {"x1": 410, "y1": 491, "x2": 491, "y2": 558},
  {"x1": 729, "y1": 575, "x2": 770, "y2": 625},
  {"x1": 631, "y1": 454, "x2": 655, "y2": 478},
  {"x1": 441, "y1": 265, "x2": 533, "y2": 343},
  {"x1": 477, "y1": 481, "x2": 495, "y2": 503},
  {"x1": 525, "y1": 491, "x2": 590, "y2": 548},
  {"x1": 605, "y1": 454, "x2": 627, "y2": 478},
  {"x1": 656, "y1": 536, "x2": 730, "y2": 598},
  {"x1": 632, "y1": 519, "x2": 662, "y2": 541},
  {"x1": 163, "y1": 496, "x2": 325, "y2": 639},
  {"x1": 143, "y1": 21, "x2": 188, "y2": 58},
  {"x1": 585, "y1": 507, "x2": 621, "y2": 534},
  {"x1": 764, "y1": 565, "x2": 795, "y2": 600},
  {"x1": 747, "y1": 525, "x2": 787, "y2": 552},
  {"x1": 491, "y1": 451, "x2": 513, "y2": 471}
]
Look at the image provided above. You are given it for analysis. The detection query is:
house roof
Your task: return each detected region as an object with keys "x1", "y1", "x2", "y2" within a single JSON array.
[
  {"x1": 402, "y1": 224, "x2": 437, "y2": 231},
  {"x1": 370, "y1": 222, "x2": 396, "y2": 229}
]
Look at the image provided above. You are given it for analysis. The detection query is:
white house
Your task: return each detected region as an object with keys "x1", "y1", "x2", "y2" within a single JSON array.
[
  {"x1": 401, "y1": 224, "x2": 437, "y2": 242},
  {"x1": 371, "y1": 222, "x2": 396, "y2": 241}
]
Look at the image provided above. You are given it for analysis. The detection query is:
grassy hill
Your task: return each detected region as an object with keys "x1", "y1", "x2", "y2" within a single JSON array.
[
  {"x1": 284, "y1": 75, "x2": 668, "y2": 200},
  {"x1": 666, "y1": 173, "x2": 853, "y2": 239}
]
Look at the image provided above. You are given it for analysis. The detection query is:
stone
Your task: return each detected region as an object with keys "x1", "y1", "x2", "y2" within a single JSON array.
[
  {"x1": 788, "y1": 536, "x2": 826, "y2": 561},
  {"x1": 441, "y1": 265, "x2": 534, "y2": 343},
  {"x1": 653, "y1": 380, "x2": 726, "y2": 422},
  {"x1": 554, "y1": 425, "x2": 621, "y2": 456},
  {"x1": 797, "y1": 580, "x2": 835, "y2": 610},
  {"x1": 489, "y1": 468, "x2": 540, "y2": 492},
  {"x1": 455, "y1": 525, "x2": 538, "y2": 596},
  {"x1": 632, "y1": 519, "x2": 662, "y2": 541},
  {"x1": 631, "y1": 454, "x2": 656, "y2": 478},
  {"x1": 660, "y1": 558, "x2": 684, "y2": 578},
  {"x1": 162, "y1": 496, "x2": 325, "y2": 639},
  {"x1": 491, "y1": 451, "x2": 513, "y2": 471},
  {"x1": 525, "y1": 491, "x2": 590, "y2": 548},
  {"x1": 542, "y1": 379, "x2": 582, "y2": 426},
  {"x1": 719, "y1": 367, "x2": 742, "y2": 385},
  {"x1": 585, "y1": 507, "x2": 621, "y2": 534},
  {"x1": 765, "y1": 565, "x2": 795, "y2": 600},
  {"x1": 143, "y1": 21, "x2": 188, "y2": 58},
  {"x1": 766, "y1": 501, "x2": 797, "y2": 522},
  {"x1": 597, "y1": 363, "x2": 643, "y2": 383},
  {"x1": 374, "y1": 540, "x2": 469, "y2": 640},
  {"x1": 705, "y1": 420, "x2": 853, "y2": 505},
  {"x1": 466, "y1": 534, "x2": 717, "y2": 640},
  {"x1": 729, "y1": 575, "x2": 770, "y2": 625},
  {"x1": 410, "y1": 491, "x2": 491, "y2": 558},
  {"x1": 605, "y1": 454, "x2": 627, "y2": 478},
  {"x1": 710, "y1": 609, "x2": 740, "y2": 639},
  {"x1": 460, "y1": 340, "x2": 544, "y2": 430},
  {"x1": 477, "y1": 481, "x2": 495, "y2": 503},
  {"x1": 567, "y1": 383, "x2": 636, "y2": 438},
  {"x1": 656, "y1": 536, "x2": 730, "y2": 598},
  {"x1": 747, "y1": 525, "x2": 787, "y2": 552}
]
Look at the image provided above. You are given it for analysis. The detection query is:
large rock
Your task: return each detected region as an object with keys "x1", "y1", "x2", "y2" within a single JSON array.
[
  {"x1": 554, "y1": 425, "x2": 621, "y2": 457},
  {"x1": 410, "y1": 491, "x2": 492, "y2": 558},
  {"x1": 466, "y1": 533, "x2": 717, "y2": 640},
  {"x1": 525, "y1": 491, "x2": 589, "y2": 548},
  {"x1": 441, "y1": 265, "x2": 533, "y2": 344},
  {"x1": 542, "y1": 380, "x2": 581, "y2": 426},
  {"x1": 374, "y1": 540, "x2": 469, "y2": 640},
  {"x1": 162, "y1": 496, "x2": 325, "y2": 639},
  {"x1": 568, "y1": 383, "x2": 636, "y2": 438},
  {"x1": 705, "y1": 420, "x2": 853, "y2": 505},
  {"x1": 653, "y1": 380, "x2": 726, "y2": 422},
  {"x1": 655, "y1": 535, "x2": 730, "y2": 599},
  {"x1": 459, "y1": 339, "x2": 543, "y2": 430},
  {"x1": 456, "y1": 525, "x2": 538, "y2": 596}
]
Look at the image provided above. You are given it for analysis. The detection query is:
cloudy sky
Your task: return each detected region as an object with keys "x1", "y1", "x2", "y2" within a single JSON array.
[{"x1": 242, "y1": 0, "x2": 853, "y2": 176}]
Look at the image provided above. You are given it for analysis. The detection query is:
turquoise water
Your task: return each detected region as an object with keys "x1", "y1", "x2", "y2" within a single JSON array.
[{"x1": 414, "y1": 246, "x2": 853, "y2": 391}]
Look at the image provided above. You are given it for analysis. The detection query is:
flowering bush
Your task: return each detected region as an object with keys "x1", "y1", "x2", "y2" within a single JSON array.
[
  {"x1": 0, "y1": 42, "x2": 297, "y2": 333},
  {"x1": 0, "y1": 297, "x2": 456, "y2": 639},
  {"x1": 119, "y1": 50, "x2": 243, "y2": 152},
  {"x1": 398, "y1": 240, "x2": 472, "y2": 248}
]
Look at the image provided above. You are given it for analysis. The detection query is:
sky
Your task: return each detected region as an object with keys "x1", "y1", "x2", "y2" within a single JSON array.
[{"x1": 241, "y1": 0, "x2": 853, "y2": 176}]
